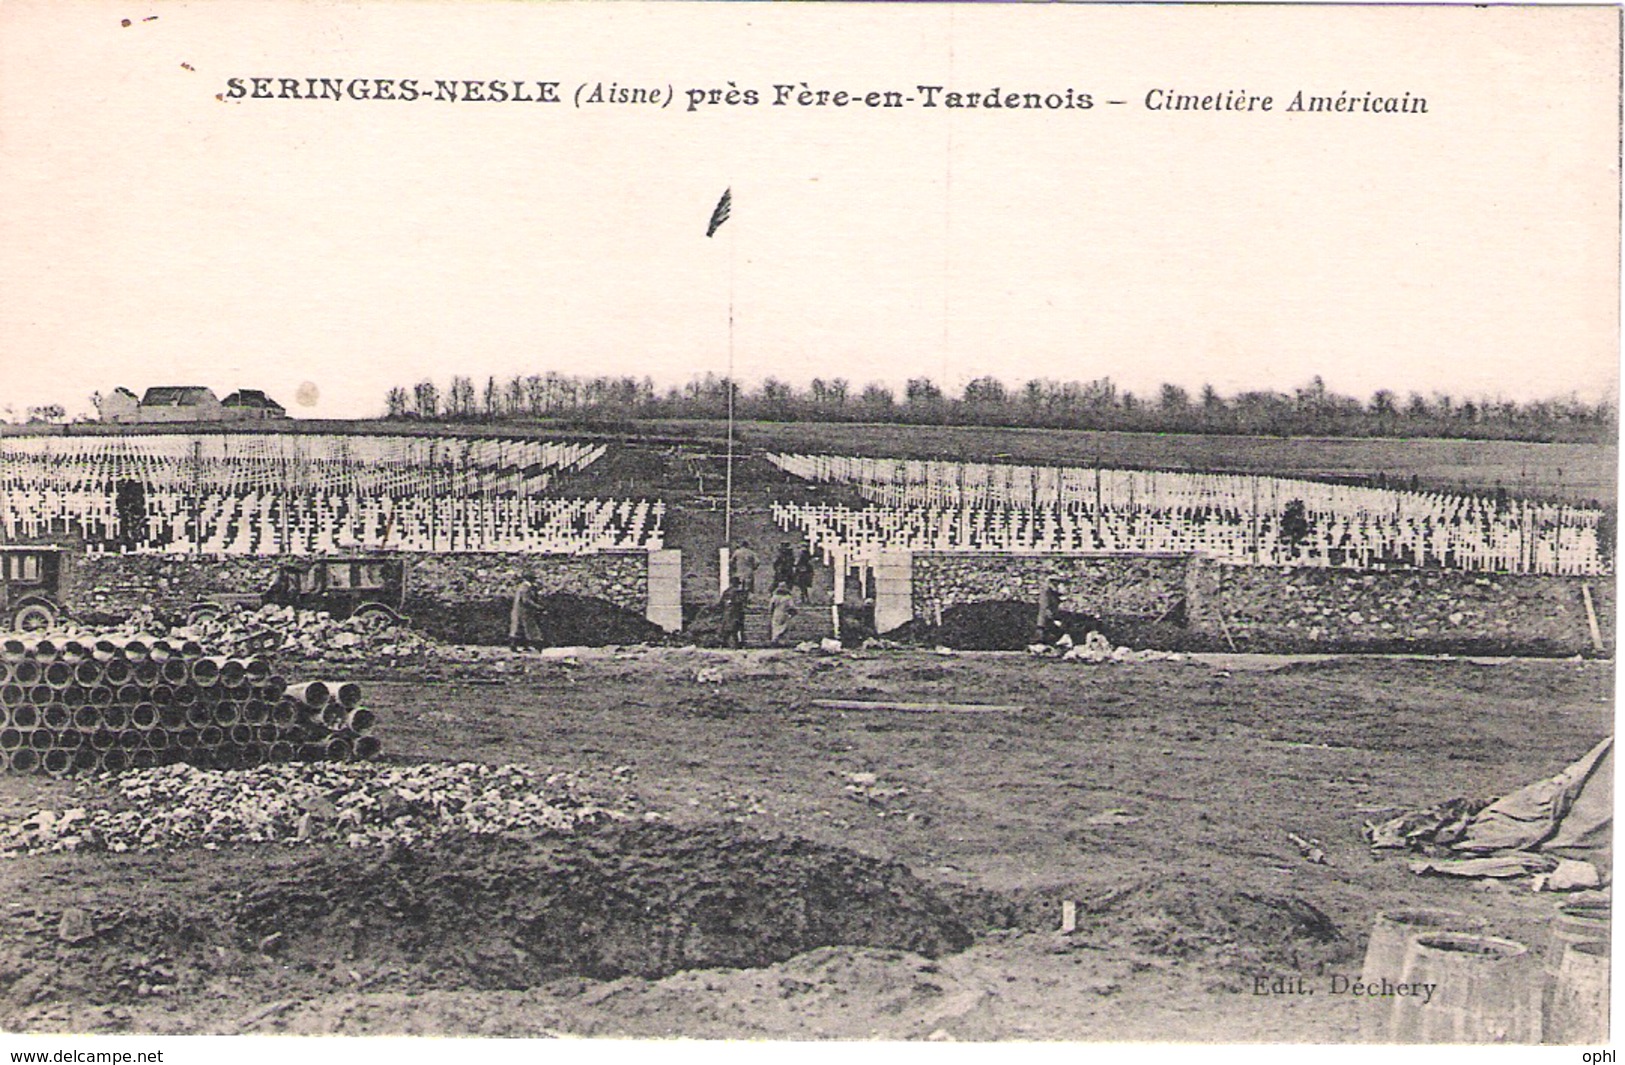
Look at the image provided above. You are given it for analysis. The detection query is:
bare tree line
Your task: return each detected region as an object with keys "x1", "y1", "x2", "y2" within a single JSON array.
[{"x1": 382, "y1": 372, "x2": 1616, "y2": 444}]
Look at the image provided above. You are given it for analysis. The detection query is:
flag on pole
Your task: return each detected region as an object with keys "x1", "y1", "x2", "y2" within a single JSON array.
[{"x1": 706, "y1": 187, "x2": 731, "y2": 237}]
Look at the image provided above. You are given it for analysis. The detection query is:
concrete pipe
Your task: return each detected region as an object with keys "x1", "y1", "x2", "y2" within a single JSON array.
[
  {"x1": 297, "y1": 742, "x2": 326, "y2": 762},
  {"x1": 42, "y1": 748, "x2": 71, "y2": 776},
  {"x1": 285, "y1": 682, "x2": 331, "y2": 710},
  {"x1": 178, "y1": 639, "x2": 204, "y2": 658},
  {"x1": 26, "y1": 685, "x2": 52, "y2": 707},
  {"x1": 244, "y1": 659, "x2": 271, "y2": 684},
  {"x1": 271, "y1": 700, "x2": 299, "y2": 727},
  {"x1": 242, "y1": 700, "x2": 271, "y2": 726},
  {"x1": 185, "y1": 705, "x2": 212, "y2": 729},
  {"x1": 160, "y1": 659, "x2": 189, "y2": 686},
  {"x1": 144, "y1": 728, "x2": 170, "y2": 752},
  {"x1": 58, "y1": 640, "x2": 89, "y2": 664},
  {"x1": 174, "y1": 729, "x2": 198, "y2": 752},
  {"x1": 199, "y1": 724, "x2": 224, "y2": 747},
  {"x1": 0, "y1": 729, "x2": 20, "y2": 751},
  {"x1": 343, "y1": 708, "x2": 376, "y2": 733},
  {"x1": 71, "y1": 748, "x2": 97, "y2": 772},
  {"x1": 130, "y1": 704, "x2": 159, "y2": 730},
  {"x1": 323, "y1": 736, "x2": 354, "y2": 761},
  {"x1": 88, "y1": 686, "x2": 114, "y2": 708},
  {"x1": 269, "y1": 741, "x2": 295, "y2": 762},
  {"x1": 333, "y1": 682, "x2": 362, "y2": 710},
  {"x1": 116, "y1": 730, "x2": 142, "y2": 751},
  {"x1": 130, "y1": 749, "x2": 157, "y2": 770},
  {"x1": 101, "y1": 658, "x2": 133, "y2": 687},
  {"x1": 253, "y1": 724, "x2": 277, "y2": 744},
  {"x1": 56, "y1": 728, "x2": 83, "y2": 750},
  {"x1": 121, "y1": 639, "x2": 150, "y2": 663},
  {"x1": 259, "y1": 676, "x2": 287, "y2": 702},
  {"x1": 354, "y1": 735, "x2": 382, "y2": 760},
  {"x1": 31, "y1": 639, "x2": 59, "y2": 659},
  {"x1": 11, "y1": 706, "x2": 38, "y2": 729},
  {"x1": 41, "y1": 705, "x2": 70, "y2": 730},
  {"x1": 13, "y1": 661, "x2": 41, "y2": 687},
  {"x1": 236, "y1": 745, "x2": 264, "y2": 769},
  {"x1": 11, "y1": 748, "x2": 39, "y2": 773},
  {"x1": 150, "y1": 684, "x2": 174, "y2": 707},
  {"x1": 158, "y1": 706, "x2": 185, "y2": 729},
  {"x1": 63, "y1": 684, "x2": 86, "y2": 707},
  {"x1": 44, "y1": 661, "x2": 74, "y2": 690},
  {"x1": 218, "y1": 659, "x2": 249, "y2": 689},
  {"x1": 0, "y1": 685, "x2": 19, "y2": 708},
  {"x1": 197, "y1": 684, "x2": 224, "y2": 706},
  {"x1": 172, "y1": 685, "x2": 198, "y2": 708},
  {"x1": 0, "y1": 663, "x2": 11, "y2": 685},
  {"x1": 212, "y1": 703, "x2": 240, "y2": 727},
  {"x1": 189, "y1": 658, "x2": 221, "y2": 686},
  {"x1": 89, "y1": 729, "x2": 116, "y2": 752},
  {"x1": 228, "y1": 723, "x2": 254, "y2": 746},
  {"x1": 319, "y1": 704, "x2": 348, "y2": 731},
  {"x1": 74, "y1": 705, "x2": 100, "y2": 729},
  {"x1": 0, "y1": 638, "x2": 26, "y2": 662},
  {"x1": 91, "y1": 639, "x2": 122, "y2": 663},
  {"x1": 117, "y1": 685, "x2": 144, "y2": 707},
  {"x1": 72, "y1": 660, "x2": 101, "y2": 687},
  {"x1": 100, "y1": 705, "x2": 128, "y2": 730},
  {"x1": 133, "y1": 661, "x2": 160, "y2": 686},
  {"x1": 148, "y1": 639, "x2": 173, "y2": 662},
  {"x1": 28, "y1": 729, "x2": 54, "y2": 752}
]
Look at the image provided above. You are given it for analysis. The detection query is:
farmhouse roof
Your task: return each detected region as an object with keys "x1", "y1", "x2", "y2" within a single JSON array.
[
  {"x1": 112, "y1": 386, "x2": 138, "y2": 399},
  {"x1": 140, "y1": 386, "x2": 218, "y2": 407},
  {"x1": 221, "y1": 389, "x2": 286, "y2": 412}
]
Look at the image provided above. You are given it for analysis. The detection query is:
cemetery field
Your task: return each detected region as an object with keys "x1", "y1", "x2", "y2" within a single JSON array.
[{"x1": 0, "y1": 648, "x2": 1610, "y2": 1040}]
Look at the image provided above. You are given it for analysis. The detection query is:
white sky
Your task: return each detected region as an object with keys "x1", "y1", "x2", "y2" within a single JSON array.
[{"x1": 0, "y1": 2, "x2": 1618, "y2": 419}]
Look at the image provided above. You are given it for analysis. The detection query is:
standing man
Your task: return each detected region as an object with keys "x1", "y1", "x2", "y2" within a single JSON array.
[
  {"x1": 730, "y1": 539, "x2": 761, "y2": 601},
  {"x1": 793, "y1": 545, "x2": 816, "y2": 604},
  {"x1": 1035, "y1": 577, "x2": 1064, "y2": 645},
  {"x1": 510, "y1": 578, "x2": 542, "y2": 652},
  {"x1": 719, "y1": 583, "x2": 747, "y2": 648}
]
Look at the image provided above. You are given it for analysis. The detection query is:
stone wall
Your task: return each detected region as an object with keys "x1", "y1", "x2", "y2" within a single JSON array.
[
  {"x1": 897, "y1": 550, "x2": 1613, "y2": 654},
  {"x1": 912, "y1": 553, "x2": 1188, "y2": 623},
  {"x1": 404, "y1": 553, "x2": 647, "y2": 613},
  {"x1": 1185, "y1": 559, "x2": 1614, "y2": 655},
  {"x1": 70, "y1": 554, "x2": 281, "y2": 620},
  {"x1": 66, "y1": 551, "x2": 649, "y2": 620}
]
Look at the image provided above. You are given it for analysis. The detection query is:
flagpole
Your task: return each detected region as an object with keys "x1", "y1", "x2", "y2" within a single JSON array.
[{"x1": 724, "y1": 208, "x2": 736, "y2": 546}]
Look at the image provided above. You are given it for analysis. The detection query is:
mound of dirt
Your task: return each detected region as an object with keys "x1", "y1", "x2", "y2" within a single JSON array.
[
  {"x1": 4, "y1": 823, "x2": 973, "y2": 1011},
  {"x1": 889, "y1": 601, "x2": 1105, "y2": 651},
  {"x1": 405, "y1": 594, "x2": 668, "y2": 647}
]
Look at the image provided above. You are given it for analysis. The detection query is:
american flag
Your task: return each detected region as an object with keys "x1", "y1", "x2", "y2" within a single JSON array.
[{"x1": 706, "y1": 187, "x2": 731, "y2": 238}]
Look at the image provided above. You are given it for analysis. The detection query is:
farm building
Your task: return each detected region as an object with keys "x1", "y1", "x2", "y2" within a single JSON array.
[{"x1": 97, "y1": 385, "x2": 290, "y2": 424}]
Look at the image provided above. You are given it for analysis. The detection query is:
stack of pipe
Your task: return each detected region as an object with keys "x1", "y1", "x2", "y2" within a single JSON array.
[{"x1": 0, "y1": 635, "x2": 381, "y2": 774}]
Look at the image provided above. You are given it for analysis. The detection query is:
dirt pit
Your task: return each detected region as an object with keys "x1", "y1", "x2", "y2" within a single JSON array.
[
  {"x1": 4, "y1": 822, "x2": 974, "y2": 1015},
  {"x1": 891, "y1": 600, "x2": 1105, "y2": 651}
]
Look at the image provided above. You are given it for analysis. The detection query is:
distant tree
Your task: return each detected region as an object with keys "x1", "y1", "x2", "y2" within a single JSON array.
[
  {"x1": 1159, "y1": 383, "x2": 1190, "y2": 413},
  {"x1": 412, "y1": 379, "x2": 439, "y2": 419},
  {"x1": 857, "y1": 382, "x2": 895, "y2": 417},
  {"x1": 504, "y1": 376, "x2": 524, "y2": 418},
  {"x1": 1200, "y1": 383, "x2": 1224, "y2": 412},
  {"x1": 385, "y1": 386, "x2": 410, "y2": 418},
  {"x1": 447, "y1": 376, "x2": 476, "y2": 419},
  {"x1": 25, "y1": 404, "x2": 64, "y2": 424}
]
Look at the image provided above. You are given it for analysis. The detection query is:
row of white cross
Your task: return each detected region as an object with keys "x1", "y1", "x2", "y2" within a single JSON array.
[
  {"x1": 767, "y1": 452, "x2": 1607, "y2": 575},
  {"x1": 2, "y1": 489, "x2": 664, "y2": 556}
]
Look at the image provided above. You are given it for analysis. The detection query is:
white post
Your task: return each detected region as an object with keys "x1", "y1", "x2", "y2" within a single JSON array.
[{"x1": 719, "y1": 546, "x2": 731, "y2": 596}]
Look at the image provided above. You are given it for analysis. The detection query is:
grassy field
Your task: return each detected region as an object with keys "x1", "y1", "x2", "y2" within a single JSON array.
[{"x1": 18, "y1": 417, "x2": 1614, "y2": 503}]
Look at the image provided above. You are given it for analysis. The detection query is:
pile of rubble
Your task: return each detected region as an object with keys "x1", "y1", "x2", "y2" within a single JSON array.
[
  {"x1": 0, "y1": 760, "x2": 631, "y2": 855},
  {"x1": 0, "y1": 635, "x2": 378, "y2": 774},
  {"x1": 1028, "y1": 632, "x2": 1187, "y2": 663},
  {"x1": 173, "y1": 605, "x2": 445, "y2": 663}
]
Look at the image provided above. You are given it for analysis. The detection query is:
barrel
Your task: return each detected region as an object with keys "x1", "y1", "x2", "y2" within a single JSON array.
[
  {"x1": 1388, "y1": 933, "x2": 1537, "y2": 1043},
  {"x1": 1549, "y1": 900, "x2": 1610, "y2": 973}
]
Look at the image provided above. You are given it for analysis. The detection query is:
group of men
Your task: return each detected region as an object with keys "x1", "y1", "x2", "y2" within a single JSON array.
[{"x1": 718, "y1": 539, "x2": 817, "y2": 648}]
